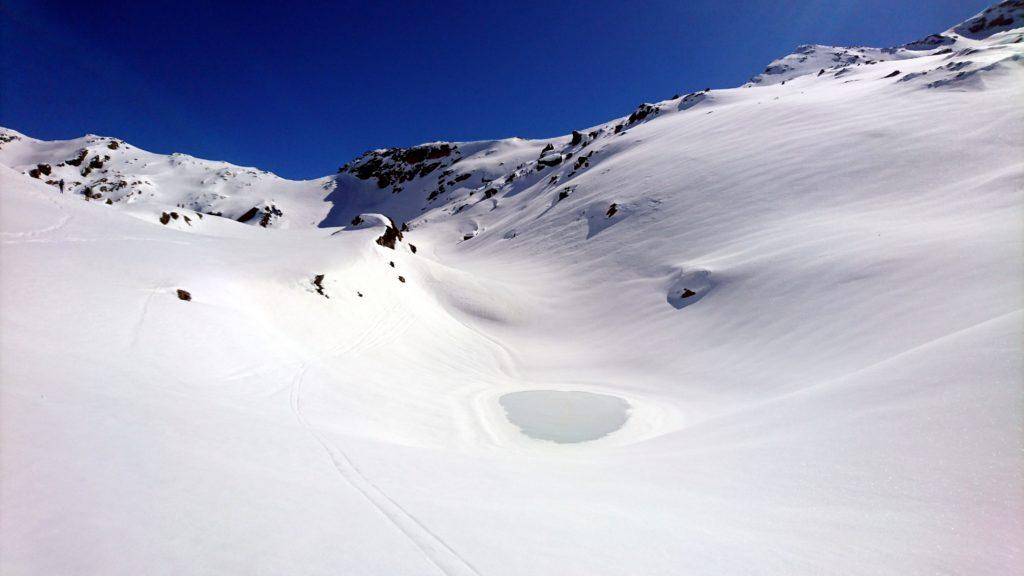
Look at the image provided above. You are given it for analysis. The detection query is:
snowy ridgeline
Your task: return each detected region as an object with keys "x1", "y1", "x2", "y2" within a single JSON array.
[
  {"x1": 1, "y1": 3, "x2": 1022, "y2": 576},
  {"x1": 2, "y1": 3, "x2": 1021, "y2": 235}
]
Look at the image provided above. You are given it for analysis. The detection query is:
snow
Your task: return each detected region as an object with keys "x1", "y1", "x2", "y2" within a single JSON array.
[{"x1": 1, "y1": 4, "x2": 1022, "y2": 575}]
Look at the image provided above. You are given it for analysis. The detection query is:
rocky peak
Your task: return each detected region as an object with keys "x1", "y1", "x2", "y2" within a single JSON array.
[{"x1": 338, "y1": 142, "x2": 460, "y2": 193}]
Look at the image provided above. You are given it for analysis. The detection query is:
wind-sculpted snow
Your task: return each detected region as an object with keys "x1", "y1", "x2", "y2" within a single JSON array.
[{"x1": 1, "y1": 4, "x2": 1022, "y2": 575}]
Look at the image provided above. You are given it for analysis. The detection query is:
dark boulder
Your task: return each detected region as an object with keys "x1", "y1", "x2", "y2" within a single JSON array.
[
  {"x1": 375, "y1": 219, "x2": 404, "y2": 249},
  {"x1": 67, "y1": 150, "x2": 88, "y2": 167},
  {"x1": 312, "y1": 274, "x2": 328, "y2": 297},
  {"x1": 28, "y1": 164, "x2": 51, "y2": 178},
  {"x1": 537, "y1": 154, "x2": 563, "y2": 168},
  {"x1": 237, "y1": 207, "x2": 260, "y2": 223},
  {"x1": 627, "y1": 103, "x2": 659, "y2": 124}
]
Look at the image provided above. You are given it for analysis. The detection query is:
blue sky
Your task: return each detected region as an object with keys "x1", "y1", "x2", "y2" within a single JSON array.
[{"x1": 2, "y1": 0, "x2": 983, "y2": 178}]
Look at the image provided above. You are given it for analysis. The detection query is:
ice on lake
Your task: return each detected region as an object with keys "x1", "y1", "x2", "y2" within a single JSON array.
[{"x1": 499, "y1": 390, "x2": 630, "y2": 443}]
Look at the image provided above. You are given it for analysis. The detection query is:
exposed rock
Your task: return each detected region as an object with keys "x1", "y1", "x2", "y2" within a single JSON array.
[
  {"x1": 28, "y1": 164, "x2": 51, "y2": 179},
  {"x1": 606, "y1": 203, "x2": 618, "y2": 217},
  {"x1": 0, "y1": 132, "x2": 21, "y2": 147},
  {"x1": 419, "y1": 162, "x2": 441, "y2": 177},
  {"x1": 955, "y1": 1, "x2": 1023, "y2": 39},
  {"x1": 538, "y1": 153, "x2": 563, "y2": 168},
  {"x1": 237, "y1": 207, "x2": 260, "y2": 223},
  {"x1": 627, "y1": 103, "x2": 659, "y2": 125},
  {"x1": 681, "y1": 288, "x2": 697, "y2": 299},
  {"x1": 570, "y1": 131, "x2": 583, "y2": 145},
  {"x1": 176, "y1": 289, "x2": 192, "y2": 301},
  {"x1": 66, "y1": 150, "x2": 88, "y2": 167},
  {"x1": 340, "y1": 143, "x2": 460, "y2": 193},
  {"x1": 375, "y1": 219, "x2": 404, "y2": 249},
  {"x1": 160, "y1": 212, "x2": 171, "y2": 225},
  {"x1": 397, "y1": 276, "x2": 406, "y2": 283},
  {"x1": 312, "y1": 274, "x2": 328, "y2": 297},
  {"x1": 904, "y1": 34, "x2": 956, "y2": 51}
]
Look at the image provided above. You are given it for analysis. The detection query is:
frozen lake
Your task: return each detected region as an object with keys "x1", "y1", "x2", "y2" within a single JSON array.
[{"x1": 499, "y1": 390, "x2": 630, "y2": 443}]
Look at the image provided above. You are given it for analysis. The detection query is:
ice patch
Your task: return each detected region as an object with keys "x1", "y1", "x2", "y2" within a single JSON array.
[{"x1": 499, "y1": 390, "x2": 630, "y2": 444}]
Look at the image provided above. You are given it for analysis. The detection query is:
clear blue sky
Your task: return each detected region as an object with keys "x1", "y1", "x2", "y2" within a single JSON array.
[{"x1": 2, "y1": 0, "x2": 983, "y2": 179}]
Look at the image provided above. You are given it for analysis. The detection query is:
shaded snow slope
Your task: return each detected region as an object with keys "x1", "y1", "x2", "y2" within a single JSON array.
[{"x1": 1, "y1": 4, "x2": 1022, "y2": 575}]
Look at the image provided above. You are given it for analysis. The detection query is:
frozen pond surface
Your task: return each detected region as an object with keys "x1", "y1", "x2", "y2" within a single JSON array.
[{"x1": 499, "y1": 390, "x2": 630, "y2": 443}]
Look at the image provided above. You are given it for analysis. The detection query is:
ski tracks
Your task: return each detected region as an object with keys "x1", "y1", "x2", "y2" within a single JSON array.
[{"x1": 289, "y1": 307, "x2": 481, "y2": 576}]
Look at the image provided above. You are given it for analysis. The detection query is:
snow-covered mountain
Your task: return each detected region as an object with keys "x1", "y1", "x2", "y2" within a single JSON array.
[{"x1": 1, "y1": 3, "x2": 1022, "y2": 575}]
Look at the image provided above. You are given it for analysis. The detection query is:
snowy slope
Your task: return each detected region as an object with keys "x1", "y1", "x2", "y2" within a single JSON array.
[
  {"x1": 1, "y1": 3, "x2": 1023, "y2": 575},
  {"x1": 0, "y1": 128, "x2": 332, "y2": 229}
]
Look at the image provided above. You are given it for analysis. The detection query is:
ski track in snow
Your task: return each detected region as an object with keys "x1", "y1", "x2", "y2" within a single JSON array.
[
  {"x1": 288, "y1": 301, "x2": 480, "y2": 576},
  {"x1": 290, "y1": 374, "x2": 481, "y2": 576},
  {"x1": 0, "y1": 213, "x2": 71, "y2": 241},
  {"x1": 128, "y1": 289, "x2": 158, "y2": 352}
]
